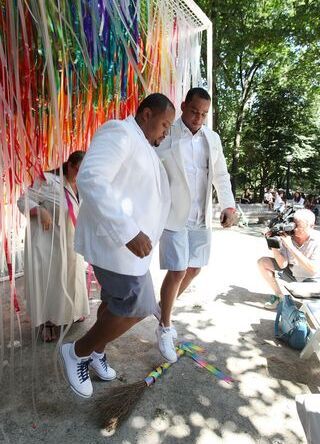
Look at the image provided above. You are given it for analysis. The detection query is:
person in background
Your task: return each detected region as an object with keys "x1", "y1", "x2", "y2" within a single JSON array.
[
  {"x1": 241, "y1": 188, "x2": 253, "y2": 204},
  {"x1": 273, "y1": 189, "x2": 286, "y2": 212},
  {"x1": 17, "y1": 151, "x2": 90, "y2": 342},
  {"x1": 293, "y1": 191, "x2": 305, "y2": 207},
  {"x1": 258, "y1": 209, "x2": 320, "y2": 309},
  {"x1": 264, "y1": 188, "x2": 274, "y2": 209}
]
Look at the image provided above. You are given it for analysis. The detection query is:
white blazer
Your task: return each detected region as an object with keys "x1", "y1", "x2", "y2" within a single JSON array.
[
  {"x1": 157, "y1": 118, "x2": 235, "y2": 231},
  {"x1": 75, "y1": 116, "x2": 170, "y2": 276}
]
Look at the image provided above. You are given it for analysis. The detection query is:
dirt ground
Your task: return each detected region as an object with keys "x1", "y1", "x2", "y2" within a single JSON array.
[{"x1": 0, "y1": 223, "x2": 318, "y2": 443}]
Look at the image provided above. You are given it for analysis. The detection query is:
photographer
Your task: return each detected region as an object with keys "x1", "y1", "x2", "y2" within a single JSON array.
[{"x1": 258, "y1": 209, "x2": 320, "y2": 309}]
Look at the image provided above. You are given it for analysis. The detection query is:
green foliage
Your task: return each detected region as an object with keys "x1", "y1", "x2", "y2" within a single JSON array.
[{"x1": 196, "y1": 0, "x2": 320, "y2": 197}]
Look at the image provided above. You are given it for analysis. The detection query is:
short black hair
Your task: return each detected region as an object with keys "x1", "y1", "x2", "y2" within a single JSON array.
[
  {"x1": 136, "y1": 93, "x2": 175, "y2": 115},
  {"x1": 67, "y1": 150, "x2": 86, "y2": 166},
  {"x1": 49, "y1": 151, "x2": 85, "y2": 176},
  {"x1": 185, "y1": 87, "x2": 211, "y2": 103}
]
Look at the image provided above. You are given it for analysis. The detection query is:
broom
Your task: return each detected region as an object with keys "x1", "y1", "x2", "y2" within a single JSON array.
[{"x1": 103, "y1": 343, "x2": 203, "y2": 433}]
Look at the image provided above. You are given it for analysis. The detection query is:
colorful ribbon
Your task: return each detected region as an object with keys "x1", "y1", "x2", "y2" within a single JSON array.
[
  {"x1": 143, "y1": 342, "x2": 233, "y2": 387},
  {"x1": 180, "y1": 343, "x2": 234, "y2": 384}
]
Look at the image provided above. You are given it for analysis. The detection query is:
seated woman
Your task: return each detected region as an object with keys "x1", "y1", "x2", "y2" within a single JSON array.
[
  {"x1": 18, "y1": 151, "x2": 90, "y2": 342},
  {"x1": 241, "y1": 188, "x2": 253, "y2": 204},
  {"x1": 293, "y1": 191, "x2": 305, "y2": 206}
]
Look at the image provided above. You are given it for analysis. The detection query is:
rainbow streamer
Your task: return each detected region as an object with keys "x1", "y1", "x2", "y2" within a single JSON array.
[
  {"x1": 0, "y1": 0, "x2": 208, "y2": 387},
  {"x1": 180, "y1": 343, "x2": 234, "y2": 384}
]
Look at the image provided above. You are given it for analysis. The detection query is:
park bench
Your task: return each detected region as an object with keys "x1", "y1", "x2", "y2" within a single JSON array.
[{"x1": 236, "y1": 203, "x2": 276, "y2": 226}]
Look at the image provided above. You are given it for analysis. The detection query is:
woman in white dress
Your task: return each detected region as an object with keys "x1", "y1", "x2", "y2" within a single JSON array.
[{"x1": 18, "y1": 151, "x2": 90, "y2": 341}]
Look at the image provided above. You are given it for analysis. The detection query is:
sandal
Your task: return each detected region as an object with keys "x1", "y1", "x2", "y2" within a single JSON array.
[{"x1": 40, "y1": 323, "x2": 58, "y2": 342}]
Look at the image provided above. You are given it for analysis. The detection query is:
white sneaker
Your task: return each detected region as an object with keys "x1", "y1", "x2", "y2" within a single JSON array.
[
  {"x1": 90, "y1": 352, "x2": 117, "y2": 381},
  {"x1": 153, "y1": 303, "x2": 178, "y2": 340},
  {"x1": 156, "y1": 325, "x2": 177, "y2": 363},
  {"x1": 60, "y1": 342, "x2": 93, "y2": 398}
]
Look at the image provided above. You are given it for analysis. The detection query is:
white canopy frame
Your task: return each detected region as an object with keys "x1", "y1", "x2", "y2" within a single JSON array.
[{"x1": 160, "y1": 0, "x2": 213, "y2": 128}]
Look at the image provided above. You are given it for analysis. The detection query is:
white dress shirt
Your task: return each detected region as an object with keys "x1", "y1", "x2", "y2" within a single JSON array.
[{"x1": 179, "y1": 119, "x2": 209, "y2": 227}]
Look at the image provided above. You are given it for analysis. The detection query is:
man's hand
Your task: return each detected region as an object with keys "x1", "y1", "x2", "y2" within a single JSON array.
[
  {"x1": 126, "y1": 231, "x2": 152, "y2": 258},
  {"x1": 280, "y1": 234, "x2": 294, "y2": 250},
  {"x1": 220, "y1": 208, "x2": 235, "y2": 228}
]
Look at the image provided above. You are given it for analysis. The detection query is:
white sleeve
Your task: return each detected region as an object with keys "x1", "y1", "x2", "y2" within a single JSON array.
[
  {"x1": 76, "y1": 121, "x2": 140, "y2": 247},
  {"x1": 17, "y1": 175, "x2": 52, "y2": 215}
]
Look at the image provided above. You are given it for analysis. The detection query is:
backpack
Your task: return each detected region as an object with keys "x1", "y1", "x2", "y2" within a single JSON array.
[{"x1": 274, "y1": 295, "x2": 310, "y2": 350}]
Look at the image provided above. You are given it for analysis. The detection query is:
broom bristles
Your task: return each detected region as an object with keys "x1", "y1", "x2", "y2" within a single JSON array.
[{"x1": 104, "y1": 380, "x2": 146, "y2": 432}]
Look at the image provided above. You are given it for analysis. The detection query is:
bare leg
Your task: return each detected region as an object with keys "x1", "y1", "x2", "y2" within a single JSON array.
[
  {"x1": 75, "y1": 305, "x2": 143, "y2": 357},
  {"x1": 177, "y1": 267, "x2": 201, "y2": 297},
  {"x1": 160, "y1": 270, "x2": 186, "y2": 327},
  {"x1": 257, "y1": 257, "x2": 284, "y2": 297},
  {"x1": 96, "y1": 301, "x2": 107, "y2": 319}
]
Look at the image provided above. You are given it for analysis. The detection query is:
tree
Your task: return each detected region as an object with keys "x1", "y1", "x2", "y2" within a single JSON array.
[
  {"x1": 241, "y1": 77, "x2": 320, "y2": 199},
  {"x1": 196, "y1": 0, "x2": 320, "y2": 195}
]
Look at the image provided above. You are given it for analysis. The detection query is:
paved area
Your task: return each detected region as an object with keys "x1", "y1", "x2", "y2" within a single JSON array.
[{"x1": 1, "y1": 223, "x2": 319, "y2": 443}]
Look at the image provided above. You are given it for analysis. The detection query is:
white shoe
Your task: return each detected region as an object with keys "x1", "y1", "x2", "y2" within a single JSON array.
[
  {"x1": 153, "y1": 303, "x2": 178, "y2": 340},
  {"x1": 60, "y1": 342, "x2": 93, "y2": 398},
  {"x1": 90, "y1": 352, "x2": 117, "y2": 381},
  {"x1": 156, "y1": 325, "x2": 177, "y2": 363}
]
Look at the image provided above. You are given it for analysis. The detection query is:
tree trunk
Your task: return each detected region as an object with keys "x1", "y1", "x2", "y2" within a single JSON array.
[
  {"x1": 211, "y1": 2, "x2": 219, "y2": 131},
  {"x1": 231, "y1": 108, "x2": 244, "y2": 196}
]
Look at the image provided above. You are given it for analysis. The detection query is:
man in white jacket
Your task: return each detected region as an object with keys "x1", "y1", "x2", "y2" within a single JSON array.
[
  {"x1": 156, "y1": 88, "x2": 235, "y2": 362},
  {"x1": 60, "y1": 93, "x2": 175, "y2": 398}
]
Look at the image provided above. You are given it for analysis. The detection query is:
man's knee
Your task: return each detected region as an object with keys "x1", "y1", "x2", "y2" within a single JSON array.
[
  {"x1": 257, "y1": 256, "x2": 275, "y2": 272},
  {"x1": 186, "y1": 267, "x2": 201, "y2": 279},
  {"x1": 167, "y1": 270, "x2": 187, "y2": 282}
]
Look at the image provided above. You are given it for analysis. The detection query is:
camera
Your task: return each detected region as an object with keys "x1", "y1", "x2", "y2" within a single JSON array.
[{"x1": 266, "y1": 206, "x2": 296, "y2": 249}]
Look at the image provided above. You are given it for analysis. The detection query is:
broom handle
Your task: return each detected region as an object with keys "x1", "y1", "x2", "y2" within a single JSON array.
[{"x1": 144, "y1": 348, "x2": 185, "y2": 386}]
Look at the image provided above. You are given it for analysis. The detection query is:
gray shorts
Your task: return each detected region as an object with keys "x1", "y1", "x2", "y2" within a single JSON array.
[
  {"x1": 92, "y1": 266, "x2": 156, "y2": 318},
  {"x1": 159, "y1": 227, "x2": 211, "y2": 271},
  {"x1": 270, "y1": 258, "x2": 320, "y2": 283},
  {"x1": 270, "y1": 258, "x2": 295, "y2": 282},
  {"x1": 270, "y1": 258, "x2": 320, "y2": 298}
]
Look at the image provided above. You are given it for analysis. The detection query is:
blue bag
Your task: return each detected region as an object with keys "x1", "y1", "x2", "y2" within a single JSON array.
[{"x1": 274, "y1": 295, "x2": 310, "y2": 350}]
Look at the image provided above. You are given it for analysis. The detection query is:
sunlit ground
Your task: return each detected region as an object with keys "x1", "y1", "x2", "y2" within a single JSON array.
[{"x1": 1, "y1": 223, "x2": 318, "y2": 443}]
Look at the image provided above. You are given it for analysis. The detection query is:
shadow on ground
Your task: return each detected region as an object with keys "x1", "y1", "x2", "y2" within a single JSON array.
[{"x1": 0, "y1": 281, "x2": 314, "y2": 443}]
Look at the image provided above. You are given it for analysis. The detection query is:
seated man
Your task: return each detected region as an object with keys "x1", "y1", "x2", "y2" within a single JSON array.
[
  {"x1": 258, "y1": 209, "x2": 320, "y2": 309},
  {"x1": 264, "y1": 188, "x2": 274, "y2": 209}
]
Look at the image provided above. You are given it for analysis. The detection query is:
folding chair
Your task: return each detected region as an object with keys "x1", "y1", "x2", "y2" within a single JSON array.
[{"x1": 299, "y1": 300, "x2": 320, "y2": 359}]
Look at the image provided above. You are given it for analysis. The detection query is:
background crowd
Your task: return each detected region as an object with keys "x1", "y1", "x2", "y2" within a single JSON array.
[{"x1": 239, "y1": 187, "x2": 320, "y2": 221}]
